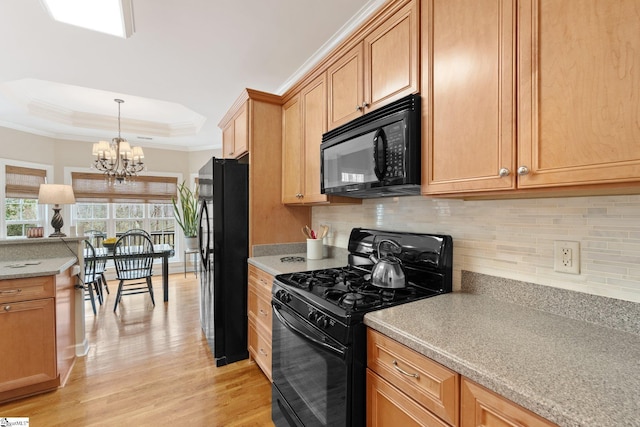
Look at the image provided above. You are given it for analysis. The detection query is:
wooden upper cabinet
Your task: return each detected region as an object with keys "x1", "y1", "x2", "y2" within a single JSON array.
[
  {"x1": 302, "y1": 74, "x2": 329, "y2": 204},
  {"x1": 221, "y1": 103, "x2": 249, "y2": 159},
  {"x1": 327, "y1": 0, "x2": 419, "y2": 130},
  {"x1": 423, "y1": 0, "x2": 516, "y2": 195},
  {"x1": 517, "y1": 0, "x2": 640, "y2": 189},
  {"x1": 282, "y1": 94, "x2": 303, "y2": 204},
  {"x1": 327, "y1": 44, "x2": 364, "y2": 130},
  {"x1": 364, "y1": 0, "x2": 419, "y2": 112},
  {"x1": 424, "y1": 0, "x2": 640, "y2": 196}
]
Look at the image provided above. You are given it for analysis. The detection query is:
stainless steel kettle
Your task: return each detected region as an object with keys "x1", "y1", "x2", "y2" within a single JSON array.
[{"x1": 369, "y1": 239, "x2": 406, "y2": 289}]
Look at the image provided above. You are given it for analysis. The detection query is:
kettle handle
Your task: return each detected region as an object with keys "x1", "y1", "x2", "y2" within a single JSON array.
[{"x1": 376, "y1": 239, "x2": 401, "y2": 259}]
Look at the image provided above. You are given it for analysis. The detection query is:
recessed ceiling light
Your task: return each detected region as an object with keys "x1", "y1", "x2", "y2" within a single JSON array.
[{"x1": 40, "y1": 0, "x2": 135, "y2": 38}]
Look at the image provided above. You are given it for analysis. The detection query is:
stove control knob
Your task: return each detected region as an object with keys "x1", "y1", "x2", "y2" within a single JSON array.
[
  {"x1": 315, "y1": 315, "x2": 330, "y2": 329},
  {"x1": 308, "y1": 310, "x2": 319, "y2": 322},
  {"x1": 276, "y1": 290, "x2": 291, "y2": 303}
]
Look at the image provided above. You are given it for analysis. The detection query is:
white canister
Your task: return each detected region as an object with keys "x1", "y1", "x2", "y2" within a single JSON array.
[{"x1": 307, "y1": 238, "x2": 323, "y2": 260}]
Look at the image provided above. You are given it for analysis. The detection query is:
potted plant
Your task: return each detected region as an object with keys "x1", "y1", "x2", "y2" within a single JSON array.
[{"x1": 172, "y1": 181, "x2": 199, "y2": 250}]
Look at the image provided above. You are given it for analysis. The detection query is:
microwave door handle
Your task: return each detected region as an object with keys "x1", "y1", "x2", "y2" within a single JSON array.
[{"x1": 373, "y1": 128, "x2": 386, "y2": 181}]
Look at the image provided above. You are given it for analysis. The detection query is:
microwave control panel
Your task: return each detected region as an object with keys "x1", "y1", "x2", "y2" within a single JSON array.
[{"x1": 380, "y1": 122, "x2": 405, "y2": 179}]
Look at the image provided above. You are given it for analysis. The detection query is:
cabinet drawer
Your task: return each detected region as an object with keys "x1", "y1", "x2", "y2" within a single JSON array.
[
  {"x1": 367, "y1": 329, "x2": 459, "y2": 426},
  {"x1": 248, "y1": 284, "x2": 272, "y2": 332},
  {"x1": 248, "y1": 318, "x2": 272, "y2": 381},
  {"x1": 0, "y1": 275, "x2": 55, "y2": 303},
  {"x1": 367, "y1": 369, "x2": 450, "y2": 427},
  {"x1": 248, "y1": 265, "x2": 273, "y2": 296}
]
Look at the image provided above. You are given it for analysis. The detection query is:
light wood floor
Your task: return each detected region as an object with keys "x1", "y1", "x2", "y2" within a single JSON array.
[{"x1": 0, "y1": 274, "x2": 274, "y2": 426}]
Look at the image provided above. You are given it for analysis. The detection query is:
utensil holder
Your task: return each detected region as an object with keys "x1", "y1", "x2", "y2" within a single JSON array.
[{"x1": 307, "y1": 239, "x2": 323, "y2": 260}]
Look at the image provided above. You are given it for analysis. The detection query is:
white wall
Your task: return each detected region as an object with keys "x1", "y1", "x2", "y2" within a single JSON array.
[{"x1": 313, "y1": 194, "x2": 640, "y2": 303}]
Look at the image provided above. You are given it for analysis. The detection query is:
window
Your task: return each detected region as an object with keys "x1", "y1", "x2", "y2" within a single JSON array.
[
  {"x1": 4, "y1": 165, "x2": 47, "y2": 238},
  {"x1": 71, "y1": 172, "x2": 180, "y2": 248},
  {"x1": 5, "y1": 198, "x2": 40, "y2": 237},
  {"x1": 76, "y1": 203, "x2": 108, "y2": 233}
]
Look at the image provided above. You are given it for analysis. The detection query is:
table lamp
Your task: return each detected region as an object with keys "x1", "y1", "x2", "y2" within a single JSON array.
[{"x1": 38, "y1": 184, "x2": 76, "y2": 237}]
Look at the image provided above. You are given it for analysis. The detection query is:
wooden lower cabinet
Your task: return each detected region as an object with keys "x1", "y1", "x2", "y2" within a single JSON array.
[
  {"x1": 367, "y1": 328, "x2": 558, "y2": 427},
  {"x1": 367, "y1": 369, "x2": 450, "y2": 427},
  {"x1": 0, "y1": 269, "x2": 75, "y2": 403},
  {"x1": 367, "y1": 328, "x2": 459, "y2": 426},
  {"x1": 461, "y1": 378, "x2": 558, "y2": 427},
  {"x1": 247, "y1": 265, "x2": 273, "y2": 381}
]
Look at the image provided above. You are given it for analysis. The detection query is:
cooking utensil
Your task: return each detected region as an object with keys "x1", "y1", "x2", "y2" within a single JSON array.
[
  {"x1": 369, "y1": 239, "x2": 406, "y2": 289},
  {"x1": 304, "y1": 225, "x2": 314, "y2": 239},
  {"x1": 319, "y1": 225, "x2": 329, "y2": 239}
]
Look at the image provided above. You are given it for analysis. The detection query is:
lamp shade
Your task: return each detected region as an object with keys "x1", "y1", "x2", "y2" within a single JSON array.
[{"x1": 38, "y1": 184, "x2": 76, "y2": 205}]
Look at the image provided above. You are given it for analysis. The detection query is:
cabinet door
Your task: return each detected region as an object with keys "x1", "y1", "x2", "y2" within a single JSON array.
[
  {"x1": 0, "y1": 298, "x2": 57, "y2": 395},
  {"x1": 302, "y1": 74, "x2": 329, "y2": 203},
  {"x1": 367, "y1": 370, "x2": 450, "y2": 427},
  {"x1": 364, "y1": 0, "x2": 419, "y2": 113},
  {"x1": 327, "y1": 43, "x2": 364, "y2": 130},
  {"x1": 461, "y1": 378, "x2": 558, "y2": 427},
  {"x1": 222, "y1": 121, "x2": 235, "y2": 159},
  {"x1": 518, "y1": 0, "x2": 640, "y2": 188},
  {"x1": 233, "y1": 104, "x2": 249, "y2": 158},
  {"x1": 423, "y1": 0, "x2": 516, "y2": 194},
  {"x1": 282, "y1": 94, "x2": 304, "y2": 204}
]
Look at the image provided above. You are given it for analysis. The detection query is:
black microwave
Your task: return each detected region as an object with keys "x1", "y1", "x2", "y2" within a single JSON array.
[{"x1": 320, "y1": 94, "x2": 421, "y2": 198}]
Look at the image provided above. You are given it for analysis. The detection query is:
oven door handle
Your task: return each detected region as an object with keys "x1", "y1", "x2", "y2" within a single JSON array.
[{"x1": 273, "y1": 303, "x2": 347, "y2": 359}]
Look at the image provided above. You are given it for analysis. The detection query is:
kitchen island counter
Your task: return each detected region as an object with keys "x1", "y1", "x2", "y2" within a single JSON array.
[
  {"x1": 364, "y1": 272, "x2": 640, "y2": 427},
  {"x1": 0, "y1": 257, "x2": 77, "y2": 280}
]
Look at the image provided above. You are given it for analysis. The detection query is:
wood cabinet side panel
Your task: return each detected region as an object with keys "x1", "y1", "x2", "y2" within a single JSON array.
[
  {"x1": 248, "y1": 100, "x2": 310, "y2": 250},
  {"x1": 55, "y1": 268, "x2": 75, "y2": 387}
]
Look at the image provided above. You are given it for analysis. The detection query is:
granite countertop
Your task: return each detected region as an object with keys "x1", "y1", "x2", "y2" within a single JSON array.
[
  {"x1": 0, "y1": 257, "x2": 77, "y2": 280},
  {"x1": 248, "y1": 247, "x2": 349, "y2": 277},
  {"x1": 364, "y1": 292, "x2": 640, "y2": 427}
]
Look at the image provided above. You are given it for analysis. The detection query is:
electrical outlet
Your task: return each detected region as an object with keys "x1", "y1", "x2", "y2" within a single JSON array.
[{"x1": 554, "y1": 241, "x2": 580, "y2": 274}]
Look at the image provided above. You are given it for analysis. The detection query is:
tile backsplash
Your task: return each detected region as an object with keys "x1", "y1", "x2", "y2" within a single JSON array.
[{"x1": 312, "y1": 194, "x2": 640, "y2": 303}]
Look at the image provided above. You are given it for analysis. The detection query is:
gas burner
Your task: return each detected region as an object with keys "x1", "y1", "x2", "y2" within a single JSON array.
[
  {"x1": 280, "y1": 256, "x2": 306, "y2": 263},
  {"x1": 324, "y1": 289, "x2": 383, "y2": 310}
]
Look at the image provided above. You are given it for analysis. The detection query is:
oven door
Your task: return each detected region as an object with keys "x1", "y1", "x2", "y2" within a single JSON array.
[{"x1": 272, "y1": 300, "x2": 350, "y2": 427}]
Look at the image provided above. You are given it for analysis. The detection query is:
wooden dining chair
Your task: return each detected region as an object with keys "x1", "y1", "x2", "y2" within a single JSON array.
[
  {"x1": 112, "y1": 231, "x2": 155, "y2": 312},
  {"x1": 84, "y1": 229, "x2": 110, "y2": 297},
  {"x1": 83, "y1": 240, "x2": 103, "y2": 315}
]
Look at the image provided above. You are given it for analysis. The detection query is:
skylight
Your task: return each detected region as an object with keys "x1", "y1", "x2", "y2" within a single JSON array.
[{"x1": 40, "y1": 0, "x2": 134, "y2": 38}]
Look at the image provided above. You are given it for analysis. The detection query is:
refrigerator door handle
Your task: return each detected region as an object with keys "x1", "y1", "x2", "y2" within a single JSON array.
[{"x1": 198, "y1": 200, "x2": 210, "y2": 269}]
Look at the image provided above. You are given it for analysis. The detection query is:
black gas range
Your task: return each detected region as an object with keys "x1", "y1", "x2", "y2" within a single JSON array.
[{"x1": 271, "y1": 228, "x2": 453, "y2": 427}]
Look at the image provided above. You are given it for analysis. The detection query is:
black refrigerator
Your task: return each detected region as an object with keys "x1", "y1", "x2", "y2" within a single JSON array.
[{"x1": 198, "y1": 157, "x2": 249, "y2": 366}]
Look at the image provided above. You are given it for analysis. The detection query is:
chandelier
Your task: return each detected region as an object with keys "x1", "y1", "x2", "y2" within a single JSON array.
[{"x1": 92, "y1": 99, "x2": 145, "y2": 184}]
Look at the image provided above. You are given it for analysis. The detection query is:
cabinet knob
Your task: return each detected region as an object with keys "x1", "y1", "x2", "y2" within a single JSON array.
[
  {"x1": 361, "y1": 102, "x2": 369, "y2": 109},
  {"x1": 498, "y1": 168, "x2": 510, "y2": 177},
  {"x1": 517, "y1": 166, "x2": 530, "y2": 176},
  {"x1": 355, "y1": 105, "x2": 362, "y2": 111},
  {"x1": 3, "y1": 305, "x2": 10, "y2": 312},
  {"x1": 228, "y1": 152, "x2": 234, "y2": 156}
]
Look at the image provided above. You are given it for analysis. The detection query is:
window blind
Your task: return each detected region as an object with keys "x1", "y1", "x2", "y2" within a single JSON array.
[
  {"x1": 5, "y1": 165, "x2": 47, "y2": 198},
  {"x1": 71, "y1": 172, "x2": 178, "y2": 203}
]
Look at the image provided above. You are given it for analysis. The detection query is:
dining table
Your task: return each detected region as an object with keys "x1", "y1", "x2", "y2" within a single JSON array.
[{"x1": 86, "y1": 243, "x2": 176, "y2": 302}]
